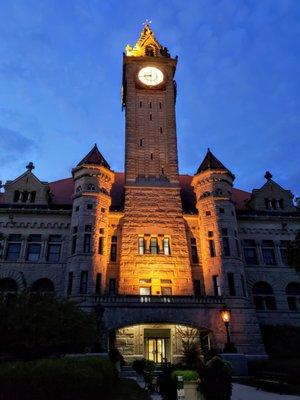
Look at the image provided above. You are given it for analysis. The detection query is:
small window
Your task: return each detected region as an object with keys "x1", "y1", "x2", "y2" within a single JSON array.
[
  {"x1": 213, "y1": 275, "x2": 221, "y2": 296},
  {"x1": 140, "y1": 278, "x2": 151, "y2": 284},
  {"x1": 145, "y1": 46, "x2": 155, "y2": 57},
  {"x1": 110, "y1": 236, "x2": 117, "y2": 261},
  {"x1": 252, "y1": 281, "x2": 277, "y2": 310},
  {"x1": 80, "y1": 271, "x2": 88, "y2": 294},
  {"x1": 101, "y1": 207, "x2": 105, "y2": 213},
  {"x1": 140, "y1": 101, "x2": 142, "y2": 108},
  {"x1": 140, "y1": 138, "x2": 144, "y2": 147},
  {"x1": 221, "y1": 228, "x2": 228, "y2": 235},
  {"x1": 67, "y1": 272, "x2": 73, "y2": 295},
  {"x1": 149, "y1": 114, "x2": 152, "y2": 121},
  {"x1": 30, "y1": 191, "x2": 36, "y2": 203},
  {"x1": 208, "y1": 231, "x2": 213, "y2": 237},
  {"x1": 76, "y1": 186, "x2": 82, "y2": 193},
  {"x1": 160, "y1": 127, "x2": 163, "y2": 133},
  {"x1": 83, "y1": 233, "x2": 91, "y2": 253},
  {"x1": 87, "y1": 204, "x2": 93, "y2": 210},
  {"x1": 27, "y1": 235, "x2": 42, "y2": 262},
  {"x1": 222, "y1": 237, "x2": 231, "y2": 256},
  {"x1": 191, "y1": 238, "x2": 198, "y2": 263},
  {"x1": 47, "y1": 243, "x2": 61, "y2": 262},
  {"x1": 75, "y1": 206, "x2": 79, "y2": 212},
  {"x1": 87, "y1": 184, "x2": 96, "y2": 191},
  {"x1": 209, "y1": 240, "x2": 216, "y2": 257},
  {"x1": 99, "y1": 228, "x2": 104, "y2": 235},
  {"x1": 138, "y1": 237, "x2": 145, "y2": 255},
  {"x1": 161, "y1": 287, "x2": 172, "y2": 296},
  {"x1": 95, "y1": 273, "x2": 102, "y2": 295},
  {"x1": 98, "y1": 236, "x2": 104, "y2": 255},
  {"x1": 22, "y1": 191, "x2": 29, "y2": 202},
  {"x1": 241, "y1": 275, "x2": 247, "y2": 297},
  {"x1": 159, "y1": 102, "x2": 162, "y2": 109},
  {"x1": 205, "y1": 211, "x2": 211, "y2": 216},
  {"x1": 161, "y1": 279, "x2": 172, "y2": 284},
  {"x1": 150, "y1": 153, "x2": 153, "y2": 160},
  {"x1": 227, "y1": 273, "x2": 236, "y2": 296},
  {"x1": 13, "y1": 190, "x2": 20, "y2": 202},
  {"x1": 161, "y1": 167, "x2": 164, "y2": 175},
  {"x1": 163, "y1": 238, "x2": 170, "y2": 255},
  {"x1": 149, "y1": 102, "x2": 152, "y2": 108},
  {"x1": 150, "y1": 237, "x2": 158, "y2": 254},
  {"x1": 5, "y1": 235, "x2": 22, "y2": 261},
  {"x1": 109, "y1": 278, "x2": 117, "y2": 295},
  {"x1": 140, "y1": 287, "x2": 151, "y2": 296},
  {"x1": 219, "y1": 208, "x2": 225, "y2": 214}
]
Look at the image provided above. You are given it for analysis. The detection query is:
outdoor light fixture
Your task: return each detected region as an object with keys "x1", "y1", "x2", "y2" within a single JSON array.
[{"x1": 220, "y1": 305, "x2": 237, "y2": 353}]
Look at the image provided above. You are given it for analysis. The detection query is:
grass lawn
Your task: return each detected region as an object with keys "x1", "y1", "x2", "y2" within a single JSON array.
[{"x1": 107, "y1": 378, "x2": 151, "y2": 400}]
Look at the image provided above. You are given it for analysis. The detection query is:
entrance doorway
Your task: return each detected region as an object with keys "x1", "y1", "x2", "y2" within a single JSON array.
[{"x1": 144, "y1": 329, "x2": 170, "y2": 363}]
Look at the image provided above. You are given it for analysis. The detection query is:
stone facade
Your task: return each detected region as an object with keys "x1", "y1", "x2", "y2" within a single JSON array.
[{"x1": 0, "y1": 25, "x2": 300, "y2": 360}]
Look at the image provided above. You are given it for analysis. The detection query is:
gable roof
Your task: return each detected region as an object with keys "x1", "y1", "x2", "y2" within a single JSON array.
[{"x1": 77, "y1": 144, "x2": 110, "y2": 169}]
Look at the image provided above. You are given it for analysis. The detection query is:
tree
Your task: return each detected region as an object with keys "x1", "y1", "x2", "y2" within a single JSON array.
[
  {"x1": 0, "y1": 294, "x2": 98, "y2": 359},
  {"x1": 287, "y1": 231, "x2": 300, "y2": 274}
]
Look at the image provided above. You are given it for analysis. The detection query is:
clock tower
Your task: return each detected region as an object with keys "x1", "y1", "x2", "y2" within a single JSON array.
[{"x1": 118, "y1": 24, "x2": 194, "y2": 295}]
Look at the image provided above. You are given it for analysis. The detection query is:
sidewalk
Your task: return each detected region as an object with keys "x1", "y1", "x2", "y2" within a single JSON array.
[{"x1": 232, "y1": 383, "x2": 300, "y2": 400}]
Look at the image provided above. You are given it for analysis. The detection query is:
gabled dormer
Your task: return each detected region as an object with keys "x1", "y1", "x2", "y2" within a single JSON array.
[
  {"x1": 247, "y1": 171, "x2": 296, "y2": 212},
  {"x1": 3, "y1": 162, "x2": 51, "y2": 206}
]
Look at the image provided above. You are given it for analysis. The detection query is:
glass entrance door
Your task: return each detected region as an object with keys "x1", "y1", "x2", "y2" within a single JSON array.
[{"x1": 147, "y1": 338, "x2": 167, "y2": 363}]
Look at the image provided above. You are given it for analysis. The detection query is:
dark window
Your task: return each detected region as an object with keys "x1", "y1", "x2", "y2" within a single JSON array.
[
  {"x1": 286, "y1": 282, "x2": 300, "y2": 311},
  {"x1": 149, "y1": 114, "x2": 152, "y2": 121},
  {"x1": 159, "y1": 102, "x2": 162, "y2": 109},
  {"x1": 221, "y1": 228, "x2": 228, "y2": 235},
  {"x1": 140, "y1": 101, "x2": 142, "y2": 108},
  {"x1": 150, "y1": 237, "x2": 158, "y2": 254},
  {"x1": 83, "y1": 225, "x2": 91, "y2": 253},
  {"x1": 241, "y1": 275, "x2": 247, "y2": 297},
  {"x1": 22, "y1": 191, "x2": 29, "y2": 202},
  {"x1": 95, "y1": 273, "x2": 102, "y2": 295},
  {"x1": 208, "y1": 231, "x2": 213, "y2": 237},
  {"x1": 6, "y1": 235, "x2": 22, "y2": 261},
  {"x1": 13, "y1": 190, "x2": 20, "y2": 202},
  {"x1": 227, "y1": 273, "x2": 236, "y2": 296},
  {"x1": 110, "y1": 236, "x2": 117, "y2": 261},
  {"x1": 213, "y1": 275, "x2": 221, "y2": 296},
  {"x1": 138, "y1": 237, "x2": 145, "y2": 255},
  {"x1": 101, "y1": 207, "x2": 105, "y2": 213},
  {"x1": 149, "y1": 102, "x2": 152, "y2": 108},
  {"x1": 209, "y1": 240, "x2": 216, "y2": 257},
  {"x1": 262, "y1": 248, "x2": 276, "y2": 265},
  {"x1": 191, "y1": 238, "x2": 198, "y2": 263},
  {"x1": 193, "y1": 280, "x2": 201, "y2": 297},
  {"x1": 67, "y1": 272, "x2": 73, "y2": 295},
  {"x1": 75, "y1": 206, "x2": 79, "y2": 212},
  {"x1": 163, "y1": 238, "x2": 170, "y2": 255},
  {"x1": 235, "y1": 239, "x2": 241, "y2": 257},
  {"x1": 109, "y1": 278, "x2": 117, "y2": 295},
  {"x1": 30, "y1": 191, "x2": 36, "y2": 203},
  {"x1": 98, "y1": 236, "x2": 104, "y2": 255},
  {"x1": 205, "y1": 211, "x2": 211, "y2": 216},
  {"x1": 145, "y1": 46, "x2": 155, "y2": 56},
  {"x1": 150, "y1": 153, "x2": 153, "y2": 160},
  {"x1": 71, "y1": 235, "x2": 77, "y2": 254},
  {"x1": 87, "y1": 204, "x2": 93, "y2": 210},
  {"x1": 219, "y1": 208, "x2": 225, "y2": 214},
  {"x1": 161, "y1": 167, "x2": 164, "y2": 175},
  {"x1": 252, "y1": 281, "x2": 277, "y2": 310},
  {"x1": 222, "y1": 237, "x2": 231, "y2": 256},
  {"x1": 26, "y1": 235, "x2": 42, "y2": 262},
  {"x1": 160, "y1": 127, "x2": 163, "y2": 133},
  {"x1": 99, "y1": 228, "x2": 104, "y2": 235},
  {"x1": 47, "y1": 235, "x2": 61, "y2": 262},
  {"x1": 140, "y1": 138, "x2": 144, "y2": 147},
  {"x1": 80, "y1": 271, "x2": 88, "y2": 294},
  {"x1": 243, "y1": 240, "x2": 258, "y2": 265}
]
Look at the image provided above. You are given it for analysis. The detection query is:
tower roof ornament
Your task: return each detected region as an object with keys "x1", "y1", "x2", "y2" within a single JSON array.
[
  {"x1": 264, "y1": 171, "x2": 273, "y2": 181},
  {"x1": 125, "y1": 23, "x2": 170, "y2": 58}
]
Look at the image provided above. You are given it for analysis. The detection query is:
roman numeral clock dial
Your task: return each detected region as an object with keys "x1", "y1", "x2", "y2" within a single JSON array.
[{"x1": 138, "y1": 66, "x2": 164, "y2": 86}]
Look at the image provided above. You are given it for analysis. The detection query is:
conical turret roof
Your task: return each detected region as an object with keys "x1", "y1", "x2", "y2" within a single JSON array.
[
  {"x1": 77, "y1": 144, "x2": 110, "y2": 169},
  {"x1": 196, "y1": 149, "x2": 233, "y2": 177}
]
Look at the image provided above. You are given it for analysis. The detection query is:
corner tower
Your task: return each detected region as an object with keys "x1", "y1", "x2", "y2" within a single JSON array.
[{"x1": 119, "y1": 25, "x2": 193, "y2": 295}]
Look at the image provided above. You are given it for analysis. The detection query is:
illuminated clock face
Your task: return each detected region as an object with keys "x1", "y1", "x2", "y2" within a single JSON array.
[{"x1": 138, "y1": 66, "x2": 164, "y2": 86}]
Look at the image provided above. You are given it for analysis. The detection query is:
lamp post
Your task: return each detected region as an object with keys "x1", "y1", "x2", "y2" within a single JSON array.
[{"x1": 220, "y1": 305, "x2": 237, "y2": 353}]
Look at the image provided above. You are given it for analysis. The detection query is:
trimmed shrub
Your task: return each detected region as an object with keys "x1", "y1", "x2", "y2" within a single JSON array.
[
  {"x1": 132, "y1": 358, "x2": 156, "y2": 375},
  {"x1": 0, "y1": 356, "x2": 115, "y2": 400},
  {"x1": 171, "y1": 370, "x2": 199, "y2": 382}
]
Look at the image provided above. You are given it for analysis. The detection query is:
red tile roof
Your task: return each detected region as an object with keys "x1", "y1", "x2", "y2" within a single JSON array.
[{"x1": 48, "y1": 173, "x2": 251, "y2": 211}]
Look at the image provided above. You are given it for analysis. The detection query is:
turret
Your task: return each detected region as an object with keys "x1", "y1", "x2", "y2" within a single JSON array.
[
  {"x1": 66, "y1": 144, "x2": 115, "y2": 297},
  {"x1": 192, "y1": 149, "x2": 247, "y2": 299}
]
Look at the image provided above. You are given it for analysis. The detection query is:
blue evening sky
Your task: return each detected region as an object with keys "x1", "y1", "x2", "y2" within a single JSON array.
[{"x1": 0, "y1": 0, "x2": 299, "y2": 196}]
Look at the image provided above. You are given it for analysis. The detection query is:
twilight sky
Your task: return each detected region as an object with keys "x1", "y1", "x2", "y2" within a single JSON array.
[{"x1": 0, "y1": 0, "x2": 299, "y2": 196}]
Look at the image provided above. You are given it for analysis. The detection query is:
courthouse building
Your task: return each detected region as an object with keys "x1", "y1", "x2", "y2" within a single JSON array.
[{"x1": 0, "y1": 25, "x2": 300, "y2": 362}]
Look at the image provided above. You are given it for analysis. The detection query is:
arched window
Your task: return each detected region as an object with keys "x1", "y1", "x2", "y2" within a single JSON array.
[
  {"x1": 0, "y1": 278, "x2": 18, "y2": 293},
  {"x1": 76, "y1": 185, "x2": 82, "y2": 193},
  {"x1": 87, "y1": 184, "x2": 96, "y2": 191},
  {"x1": 286, "y1": 282, "x2": 300, "y2": 311},
  {"x1": 145, "y1": 46, "x2": 155, "y2": 57},
  {"x1": 31, "y1": 278, "x2": 54, "y2": 294},
  {"x1": 215, "y1": 188, "x2": 223, "y2": 195},
  {"x1": 252, "y1": 281, "x2": 277, "y2": 310}
]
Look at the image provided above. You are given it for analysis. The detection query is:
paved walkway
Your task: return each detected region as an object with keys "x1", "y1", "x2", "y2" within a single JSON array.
[{"x1": 232, "y1": 384, "x2": 300, "y2": 400}]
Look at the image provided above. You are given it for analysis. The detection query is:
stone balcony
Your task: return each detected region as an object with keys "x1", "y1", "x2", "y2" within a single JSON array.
[{"x1": 78, "y1": 295, "x2": 224, "y2": 308}]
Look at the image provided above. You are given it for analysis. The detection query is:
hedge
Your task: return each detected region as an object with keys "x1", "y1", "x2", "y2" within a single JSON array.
[
  {"x1": 0, "y1": 356, "x2": 115, "y2": 400},
  {"x1": 171, "y1": 370, "x2": 199, "y2": 382}
]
